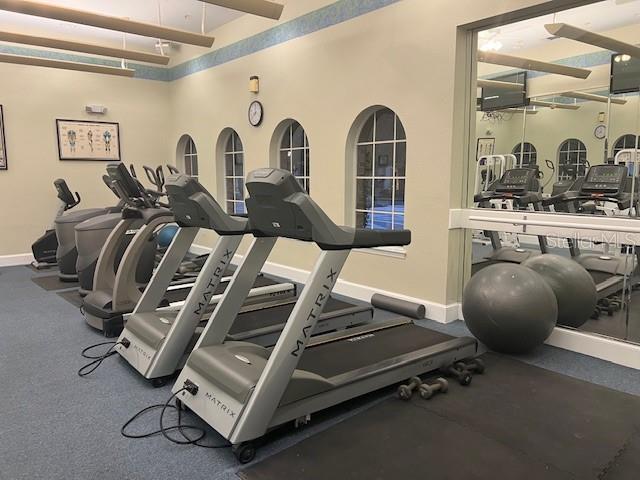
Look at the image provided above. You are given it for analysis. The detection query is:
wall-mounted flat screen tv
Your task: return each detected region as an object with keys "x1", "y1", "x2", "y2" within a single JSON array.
[
  {"x1": 480, "y1": 71, "x2": 529, "y2": 112},
  {"x1": 610, "y1": 53, "x2": 640, "y2": 95}
]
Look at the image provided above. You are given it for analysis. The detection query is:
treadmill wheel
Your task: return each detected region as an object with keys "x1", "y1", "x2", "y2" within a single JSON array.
[
  {"x1": 233, "y1": 442, "x2": 256, "y2": 464},
  {"x1": 150, "y1": 377, "x2": 169, "y2": 388}
]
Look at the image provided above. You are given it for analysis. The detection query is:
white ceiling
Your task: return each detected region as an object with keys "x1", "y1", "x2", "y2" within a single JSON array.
[
  {"x1": 0, "y1": 0, "x2": 244, "y2": 51},
  {"x1": 479, "y1": 0, "x2": 640, "y2": 54}
]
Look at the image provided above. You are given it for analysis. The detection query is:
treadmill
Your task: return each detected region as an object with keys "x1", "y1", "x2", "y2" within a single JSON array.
[
  {"x1": 83, "y1": 163, "x2": 297, "y2": 337},
  {"x1": 170, "y1": 168, "x2": 478, "y2": 462},
  {"x1": 115, "y1": 174, "x2": 373, "y2": 385},
  {"x1": 472, "y1": 167, "x2": 548, "y2": 273},
  {"x1": 543, "y1": 164, "x2": 640, "y2": 302}
]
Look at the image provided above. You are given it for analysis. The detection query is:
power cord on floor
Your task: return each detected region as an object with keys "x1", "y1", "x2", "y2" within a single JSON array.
[
  {"x1": 77, "y1": 340, "x2": 127, "y2": 377},
  {"x1": 121, "y1": 388, "x2": 230, "y2": 449}
]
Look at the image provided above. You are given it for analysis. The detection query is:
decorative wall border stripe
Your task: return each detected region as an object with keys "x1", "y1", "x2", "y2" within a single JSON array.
[
  {"x1": 0, "y1": 0, "x2": 631, "y2": 85},
  {"x1": 168, "y1": 0, "x2": 403, "y2": 81}
]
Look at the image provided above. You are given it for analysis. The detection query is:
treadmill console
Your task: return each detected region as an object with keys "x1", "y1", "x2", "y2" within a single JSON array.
[
  {"x1": 581, "y1": 165, "x2": 626, "y2": 196},
  {"x1": 494, "y1": 168, "x2": 538, "y2": 194}
]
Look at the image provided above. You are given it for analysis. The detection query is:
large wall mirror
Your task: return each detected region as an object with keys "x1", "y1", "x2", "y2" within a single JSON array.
[{"x1": 467, "y1": 0, "x2": 640, "y2": 346}]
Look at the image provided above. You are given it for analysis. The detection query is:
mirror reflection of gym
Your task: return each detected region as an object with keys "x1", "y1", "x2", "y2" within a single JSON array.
[{"x1": 469, "y1": 1, "x2": 640, "y2": 345}]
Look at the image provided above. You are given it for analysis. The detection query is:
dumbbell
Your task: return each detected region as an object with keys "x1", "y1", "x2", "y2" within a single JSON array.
[
  {"x1": 419, "y1": 378, "x2": 448, "y2": 400},
  {"x1": 441, "y1": 364, "x2": 473, "y2": 386},
  {"x1": 397, "y1": 376, "x2": 422, "y2": 401},
  {"x1": 456, "y1": 358, "x2": 485, "y2": 375}
]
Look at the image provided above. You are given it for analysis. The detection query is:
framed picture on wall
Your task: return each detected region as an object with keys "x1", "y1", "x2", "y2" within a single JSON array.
[
  {"x1": 476, "y1": 137, "x2": 495, "y2": 159},
  {"x1": 56, "y1": 119, "x2": 121, "y2": 161},
  {"x1": 0, "y1": 105, "x2": 7, "y2": 171}
]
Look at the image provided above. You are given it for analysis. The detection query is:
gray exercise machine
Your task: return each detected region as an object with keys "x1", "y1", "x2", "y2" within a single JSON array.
[
  {"x1": 31, "y1": 179, "x2": 81, "y2": 269},
  {"x1": 115, "y1": 174, "x2": 372, "y2": 385},
  {"x1": 170, "y1": 168, "x2": 478, "y2": 462}
]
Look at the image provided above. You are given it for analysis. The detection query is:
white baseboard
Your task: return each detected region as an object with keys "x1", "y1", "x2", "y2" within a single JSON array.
[
  {"x1": 458, "y1": 306, "x2": 640, "y2": 369},
  {"x1": 0, "y1": 253, "x2": 34, "y2": 267},
  {"x1": 546, "y1": 327, "x2": 640, "y2": 370},
  {"x1": 192, "y1": 244, "x2": 458, "y2": 324}
]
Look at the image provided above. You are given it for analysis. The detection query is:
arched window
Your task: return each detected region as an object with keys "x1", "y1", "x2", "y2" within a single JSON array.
[
  {"x1": 613, "y1": 134, "x2": 638, "y2": 159},
  {"x1": 223, "y1": 130, "x2": 245, "y2": 215},
  {"x1": 355, "y1": 107, "x2": 406, "y2": 231},
  {"x1": 179, "y1": 135, "x2": 199, "y2": 180},
  {"x1": 512, "y1": 142, "x2": 537, "y2": 166},
  {"x1": 279, "y1": 121, "x2": 310, "y2": 192},
  {"x1": 558, "y1": 138, "x2": 587, "y2": 181}
]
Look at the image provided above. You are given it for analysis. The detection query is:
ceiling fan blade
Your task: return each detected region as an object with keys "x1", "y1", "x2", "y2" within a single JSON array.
[
  {"x1": 477, "y1": 50, "x2": 592, "y2": 79},
  {"x1": 199, "y1": 0, "x2": 284, "y2": 20},
  {"x1": 546, "y1": 23, "x2": 640, "y2": 59}
]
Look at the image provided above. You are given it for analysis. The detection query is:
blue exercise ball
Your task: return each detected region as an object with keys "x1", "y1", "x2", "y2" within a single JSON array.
[
  {"x1": 157, "y1": 224, "x2": 179, "y2": 248},
  {"x1": 522, "y1": 254, "x2": 596, "y2": 328},
  {"x1": 463, "y1": 263, "x2": 557, "y2": 354}
]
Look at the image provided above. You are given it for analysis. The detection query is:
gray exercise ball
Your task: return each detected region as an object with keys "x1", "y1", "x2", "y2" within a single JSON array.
[
  {"x1": 522, "y1": 254, "x2": 597, "y2": 329},
  {"x1": 462, "y1": 263, "x2": 558, "y2": 354}
]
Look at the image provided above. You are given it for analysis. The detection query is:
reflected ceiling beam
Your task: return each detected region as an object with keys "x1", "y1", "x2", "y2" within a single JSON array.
[
  {"x1": 0, "y1": 52, "x2": 135, "y2": 76},
  {"x1": 560, "y1": 90, "x2": 627, "y2": 105},
  {"x1": 477, "y1": 50, "x2": 592, "y2": 79},
  {"x1": 545, "y1": 23, "x2": 640, "y2": 59},
  {"x1": 529, "y1": 100, "x2": 580, "y2": 110},
  {"x1": 501, "y1": 108, "x2": 538, "y2": 114},
  {"x1": 0, "y1": 30, "x2": 169, "y2": 65},
  {"x1": 0, "y1": 0, "x2": 214, "y2": 48},
  {"x1": 477, "y1": 79, "x2": 524, "y2": 91},
  {"x1": 199, "y1": 0, "x2": 284, "y2": 20}
]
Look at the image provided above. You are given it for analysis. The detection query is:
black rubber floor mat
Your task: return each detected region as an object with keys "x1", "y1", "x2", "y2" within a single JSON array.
[
  {"x1": 31, "y1": 274, "x2": 78, "y2": 291},
  {"x1": 239, "y1": 353, "x2": 640, "y2": 480},
  {"x1": 57, "y1": 289, "x2": 83, "y2": 308}
]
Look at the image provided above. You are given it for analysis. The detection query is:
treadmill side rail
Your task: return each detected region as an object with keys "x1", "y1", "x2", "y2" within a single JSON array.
[{"x1": 230, "y1": 249, "x2": 350, "y2": 443}]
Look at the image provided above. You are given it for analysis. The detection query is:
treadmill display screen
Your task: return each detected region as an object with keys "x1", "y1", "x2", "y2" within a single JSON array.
[
  {"x1": 501, "y1": 169, "x2": 532, "y2": 185},
  {"x1": 585, "y1": 165, "x2": 625, "y2": 185}
]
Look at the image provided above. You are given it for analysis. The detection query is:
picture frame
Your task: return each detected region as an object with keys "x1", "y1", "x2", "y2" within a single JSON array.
[
  {"x1": 56, "y1": 119, "x2": 121, "y2": 161},
  {"x1": 476, "y1": 137, "x2": 496, "y2": 159},
  {"x1": 0, "y1": 105, "x2": 7, "y2": 171}
]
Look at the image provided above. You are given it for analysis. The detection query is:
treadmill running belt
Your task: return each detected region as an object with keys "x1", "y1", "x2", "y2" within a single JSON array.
[
  {"x1": 228, "y1": 297, "x2": 355, "y2": 335},
  {"x1": 297, "y1": 325, "x2": 455, "y2": 378},
  {"x1": 163, "y1": 275, "x2": 276, "y2": 305}
]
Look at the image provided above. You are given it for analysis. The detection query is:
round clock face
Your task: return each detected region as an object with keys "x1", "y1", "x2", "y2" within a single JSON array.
[
  {"x1": 594, "y1": 124, "x2": 607, "y2": 140},
  {"x1": 248, "y1": 101, "x2": 263, "y2": 127}
]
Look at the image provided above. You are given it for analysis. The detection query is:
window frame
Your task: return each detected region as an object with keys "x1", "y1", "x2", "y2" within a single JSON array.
[
  {"x1": 278, "y1": 120, "x2": 311, "y2": 193},
  {"x1": 354, "y1": 108, "x2": 407, "y2": 233},
  {"x1": 557, "y1": 138, "x2": 588, "y2": 181},
  {"x1": 612, "y1": 134, "x2": 639, "y2": 159},
  {"x1": 512, "y1": 142, "x2": 537, "y2": 166},
  {"x1": 223, "y1": 130, "x2": 246, "y2": 215},
  {"x1": 183, "y1": 136, "x2": 199, "y2": 180}
]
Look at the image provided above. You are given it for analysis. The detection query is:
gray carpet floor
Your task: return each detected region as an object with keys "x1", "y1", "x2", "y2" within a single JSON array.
[{"x1": 1, "y1": 264, "x2": 639, "y2": 480}]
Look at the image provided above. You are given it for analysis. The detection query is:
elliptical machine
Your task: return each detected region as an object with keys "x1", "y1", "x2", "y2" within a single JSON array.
[{"x1": 31, "y1": 179, "x2": 82, "y2": 269}]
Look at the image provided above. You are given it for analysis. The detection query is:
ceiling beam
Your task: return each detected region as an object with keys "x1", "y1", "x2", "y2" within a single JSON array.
[
  {"x1": 199, "y1": 0, "x2": 284, "y2": 20},
  {"x1": 477, "y1": 50, "x2": 592, "y2": 79},
  {"x1": 0, "y1": 30, "x2": 169, "y2": 65},
  {"x1": 0, "y1": 52, "x2": 135, "y2": 76},
  {"x1": 545, "y1": 23, "x2": 640, "y2": 59},
  {"x1": 529, "y1": 100, "x2": 580, "y2": 110},
  {"x1": 477, "y1": 79, "x2": 525, "y2": 91},
  {"x1": 560, "y1": 90, "x2": 627, "y2": 105},
  {"x1": 0, "y1": 0, "x2": 214, "y2": 48}
]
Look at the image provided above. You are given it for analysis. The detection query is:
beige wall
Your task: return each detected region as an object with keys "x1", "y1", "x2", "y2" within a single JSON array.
[
  {"x1": 0, "y1": 64, "x2": 170, "y2": 256},
  {"x1": 168, "y1": 0, "x2": 585, "y2": 306},
  {"x1": 0, "y1": 0, "x2": 593, "y2": 312}
]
